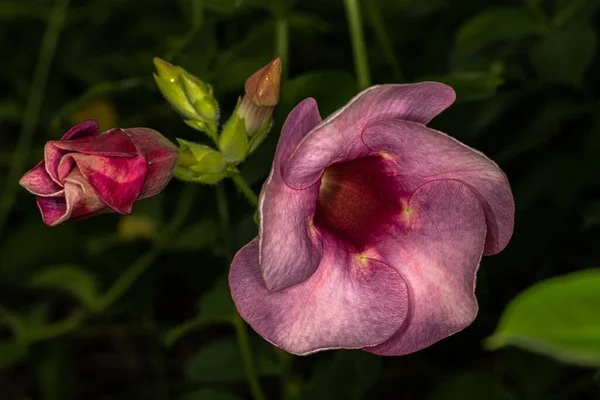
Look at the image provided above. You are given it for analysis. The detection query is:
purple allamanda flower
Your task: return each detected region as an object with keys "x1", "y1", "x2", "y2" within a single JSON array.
[
  {"x1": 20, "y1": 120, "x2": 178, "y2": 226},
  {"x1": 229, "y1": 83, "x2": 514, "y2": 356}
]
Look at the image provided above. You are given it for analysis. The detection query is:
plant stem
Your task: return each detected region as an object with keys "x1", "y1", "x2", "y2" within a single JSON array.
[
  {"x1": 364, "y1": 0, "x2": 403, "y2": 82},
  {"x1": 343, "y1": 0, "x2": 371, "y2": 90},
  {"x1": 230, "y1": 172, "x2": 259, "y2": 207},
  {"x1": 215, "y1": 184, "x2": 265, "y2": 400},
  {"x1": 275, "y1": 16, "x2": 289, "y2": 79},
  {"x1": 233, "y1": 314, "x2": 267, "y2": 400},
  {"x1": 96, "y1": 185, "x2": 197, "y2": 311},
  {"x1": 215, "y1": 184, "x2": 234, "y2": 259},
  {"x1": 0, "y1": 0, "x2": 70, "y2": 241}
]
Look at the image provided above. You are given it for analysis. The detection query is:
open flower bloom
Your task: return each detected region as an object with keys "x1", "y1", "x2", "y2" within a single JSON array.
[
  {"x1": 20, "y1": 120, "x2": 178, "y2": 226},
  {"x1": 229, "y1": 83, "x2": 514, "y2": 356}
]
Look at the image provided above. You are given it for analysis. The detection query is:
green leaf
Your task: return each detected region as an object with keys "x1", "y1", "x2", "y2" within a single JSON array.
[
  {"x1": 554, "y1": 0, "x2": 600, "y2": 27},
  {"x1": 185, "y1": 338, "x2": 280, "y2": 383},
  {"x1": 425, "y1": 63, "x2": 504, "y2": 102},
  {"x1": 486, "y1": 269, "x2": 600, "y2": 366},
  {"x1": 199, "y1": 277, "x2": 236, "y2": 322},
  {"x1": 430, "y1": 372, "x2": 516, "y2": 400},
  {"x1": 454, "y1": 6, "x2": 538, "y2": 56},
  {"x1": 531, "y1": 22, "x2": 596, "y2": 87},
  {"x1": 180, "y1": 390, "x2": 241, "y2": 400},
  {"x1": 30, "y1": 266, "x2": 99, "y2": 311},
  {"x1": 303, "y1": 350, "x2": 382, "y2": 400}
]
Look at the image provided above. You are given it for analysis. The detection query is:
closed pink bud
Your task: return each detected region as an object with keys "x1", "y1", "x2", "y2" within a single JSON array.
[
  {"x1": 19, "y1": 120, "x2": 178, "y2": 226},
  {"x1": 244, "y1": 58, "x2": 282, "y2": 107}
]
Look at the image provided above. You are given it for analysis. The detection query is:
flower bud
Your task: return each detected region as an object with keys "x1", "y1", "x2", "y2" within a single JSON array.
[
  {"x1": 153, "y1": 58, "x2": 219, "y2": 135},
  {"x1": 19, "y1": 120, "x2": 178, "y2": 226},
  {"x1": 244, "y1": 58, "x2": 282, "y2": 107},
  {"x1": 174, "y1": 139, "x2": 228, "y2": 184},
  {"x1": 218, "y1": 58, "x2": 282, "y2": 163}
]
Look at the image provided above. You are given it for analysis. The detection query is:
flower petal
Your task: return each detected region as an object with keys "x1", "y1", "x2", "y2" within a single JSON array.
[
  {"x1": 60, "y1": 120, "x2": 99, "y2": 140},
  {"x1": 259, "y1": 99, "x2": 323, "y2": 291},
  {"x1": 364, "y1": 180, "x2": 486, "y2": 356},
  {"x1": 19, "y1": 161, "x2": 63, "y2": 196},
  {"x1": 66, "y1": 153, "x2": 148, "y2": 215},
  {"x1": 36, "y1": 197, "x2": 68, "y2": 226},
  {"x1": 36, "y1": 170, "x2": 107, "y2": 226},
  {"x1": 282, "y1": 83, "x2": 456, "y2": 190},
  {"x1": 45, "y1": 128, "x2": 139, "y2": 183},
  {"x1": 230, "y1": 238, "x2": 409, "y2": 355},
  {"x1": 124, "y1": 128, "x2": 179, "y2": 199},
  {"x1": 362, "y1": 119, "x2": 514, "y2": 255}
]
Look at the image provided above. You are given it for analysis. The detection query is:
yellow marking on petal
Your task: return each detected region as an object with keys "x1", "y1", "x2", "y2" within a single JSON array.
[{"x1": 379, "y1": 151, "x2": 394, "y2": 160}]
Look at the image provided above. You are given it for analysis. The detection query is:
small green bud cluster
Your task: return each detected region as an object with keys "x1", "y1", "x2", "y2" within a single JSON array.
[{"x1": 153, "y1": 58, "x2": 282, "y2": 184}]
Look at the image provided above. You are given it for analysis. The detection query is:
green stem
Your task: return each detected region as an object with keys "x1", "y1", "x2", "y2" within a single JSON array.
[
  {"x1": 364, "y1": 0, "x2": 403, "y2": 82},
  {"x1": 233, "y1": 314, "x2": 267, "y2": 400},
  {"x1": 215, "y1": 184, "x2": 234, "y2": 259},
  {"x1": 0, "y1": 0, "x2": 70, "y2": 241},
  {"x1": 275, "y1": 16, "x2": 289, "y2": 80},
  {"x1": 230, "y1": 172, "x2": 259, "y2": 207},
  {"x1": 96, "y1": 185, "x2": 197, "y2": 311},
  {"x1": 343, "y1": 0, "x2": 371, "y2": 90},
  {"x1": 215, "y1": 184, "x2": 265, "y2": 400}
]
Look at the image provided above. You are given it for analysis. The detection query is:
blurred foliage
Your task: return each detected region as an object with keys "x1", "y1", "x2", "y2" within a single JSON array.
[
  {"x1": 0, "y1": 0, "x2": 600, "y2": 399},
  {"x1": 487, "y1": 269, "x2": 600, "y2": 366}
]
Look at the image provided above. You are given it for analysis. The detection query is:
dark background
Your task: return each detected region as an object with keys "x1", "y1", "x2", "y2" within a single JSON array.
[{"x1": 1, "y1": 0, "x2": 599, "y2": 399}]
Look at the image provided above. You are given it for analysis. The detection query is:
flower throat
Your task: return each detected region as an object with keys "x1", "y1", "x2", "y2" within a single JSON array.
[{"x1": 313, "y1": 156, "x2": 402, "y2": 250}]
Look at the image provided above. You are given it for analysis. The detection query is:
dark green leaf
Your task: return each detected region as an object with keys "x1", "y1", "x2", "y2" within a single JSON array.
[
  {"x1": 30, "y1": 266, "x2": 99, "y2": 310},
  {"x1": 454, "y1": 6, "x2": 538, "y2": 56},
  {"x1": 425, "y1": 63, "x2": 504, "y2": 102},
  {"x1": 303, "y1": 350, "x2": 382, "y2": 400},
  {"x1": 185, "y1": 338, "x2": 281, "y2": 383},
  {"x1": 554, "y1": 0, "x2": 600, "y2": 27},
  {"x1": 486, "y1": 269, "x2": 600, "y2": 366},
  {"x1": 531, "y1": 22, "x2": 596, "y2": 87}
]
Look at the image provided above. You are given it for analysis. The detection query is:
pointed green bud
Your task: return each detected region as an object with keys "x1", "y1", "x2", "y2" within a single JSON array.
[
  {"x1": 153, "y1": 57, "x2": 180, "y2": 83},
  {"x1": 174, "y1": 139, "x2": 228, "y2": 184},
  {"x1": 219, "y1": 104, "x2": 250, "y2": 164},
  {"x1": 153, "y1": 58, "x2": 219, "y2": 137}
]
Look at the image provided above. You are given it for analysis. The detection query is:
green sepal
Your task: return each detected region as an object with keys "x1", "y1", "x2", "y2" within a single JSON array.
[
  {"x1": 248, "y1": 118, "x2": 273, "y2": 154},
  {"x1": 175, "y1": 139, "x2": 228, "y2": 184},
  {"x1": 219, "y1": 101, "x2": 250, "y2": 164}
]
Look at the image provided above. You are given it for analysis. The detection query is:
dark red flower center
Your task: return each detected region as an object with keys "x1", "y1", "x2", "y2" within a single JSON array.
[{"x1": 314, "y1": 156, "x2": 403, "y2": 250}]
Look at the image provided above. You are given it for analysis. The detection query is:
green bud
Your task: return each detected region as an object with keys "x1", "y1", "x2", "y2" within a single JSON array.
[
  {"x1": 153, "y1": 58, "x2": 219, "y2": 137},
  {"x1": 153, "y1": 73, "x2": 198, "y2": 120},
  {"x1": 175, "y1": 139, "x2": 228, "y2": 184},
  {"x1": 219, "y1": 104, "x2": 250, "y2": 164}
]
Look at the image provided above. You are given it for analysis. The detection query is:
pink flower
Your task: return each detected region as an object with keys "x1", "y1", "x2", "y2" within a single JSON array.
[
  {"x1": 20, "y1": 120, "x2": 178, "y2": 226},
  {"x1": 229, "y1": 83, "x2": 514, "y2": 355}
]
